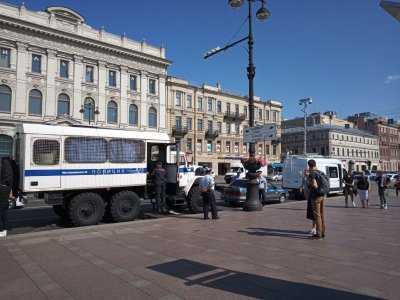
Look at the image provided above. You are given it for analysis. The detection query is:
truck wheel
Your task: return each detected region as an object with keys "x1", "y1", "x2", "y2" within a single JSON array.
[
  {"x1": 0, "y1": 157, "x2": 14, "y2": 186},
  {"x1": 69, "y1": 193, "x2": 105, "y2": 226},
  {"x1": 187, "y1": 185, "x2": 203, "y2": 213},
  {"x1": 108, "y1": 191, "x2": 140, "y2": 222},
  {"x1": 52, "y1": 205, "x2": 69, "y2": 219}
]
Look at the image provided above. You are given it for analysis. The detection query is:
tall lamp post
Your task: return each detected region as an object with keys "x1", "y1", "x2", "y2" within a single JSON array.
[
  {"x1": 298, "y1": 97, "x2": 312, "y2": 156},
  {"x1": 80, "y1": 102, "x2": 100, "y2": 125},
  {"x1": 204, "y1": 0, "x2": 270, "y2": 212}
]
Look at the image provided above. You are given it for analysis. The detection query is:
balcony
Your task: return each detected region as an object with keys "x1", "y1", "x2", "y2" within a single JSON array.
[
  {"x1": 205, "y1": 130, "x2": 219, "y2": 139},
  {"x1": 172, "y1": 126, "x2": 188, "y2": 138},
  {"x1": 223, "y1": 112, "x2": 246, "y2": 122}
]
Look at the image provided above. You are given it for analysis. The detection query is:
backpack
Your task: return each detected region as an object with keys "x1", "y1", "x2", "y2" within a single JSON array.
[
  {"x1": 357, "y1": 176, "x2": 369, "y2": 190},
  {"x1": 312, "y1": 170, "x2": 330, "y2": 196}
]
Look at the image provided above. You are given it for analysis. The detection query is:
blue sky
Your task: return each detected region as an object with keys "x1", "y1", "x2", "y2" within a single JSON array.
[{"x1": 5, "y1": 0, "x2": 400, "y2": 120}]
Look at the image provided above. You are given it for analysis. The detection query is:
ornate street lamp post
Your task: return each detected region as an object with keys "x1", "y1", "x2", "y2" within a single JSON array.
[
  {"x1": 298, "y1": 97, "x2": 312, "y2": 155},
  {"x1": 204, "y1": 0, "x2": 270, "y2": 211},
  {"x1": 80, "y1": 102, "x2": 100, "y2": 125}
]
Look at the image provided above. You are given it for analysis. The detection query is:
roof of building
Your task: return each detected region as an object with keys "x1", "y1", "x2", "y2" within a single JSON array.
[{"x1": 282, "y1": 124, "x2": 378, "y2": 138}]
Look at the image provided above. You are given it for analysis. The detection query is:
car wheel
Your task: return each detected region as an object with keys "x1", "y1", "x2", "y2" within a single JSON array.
[
  {"x1": 279, "y1": 194, "x2": 286, "y2": 203},
  {"x1": 274, "y1": 178, "x2": 278, "y2": 182}
]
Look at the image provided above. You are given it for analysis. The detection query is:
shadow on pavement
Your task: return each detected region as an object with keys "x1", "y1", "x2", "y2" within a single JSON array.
[
  {"x1": 148, "y1": 259, "x2": 379, "y2": 299},
  {"x1": 239, "y1": 227, "x2": 309, "y2": 239}
]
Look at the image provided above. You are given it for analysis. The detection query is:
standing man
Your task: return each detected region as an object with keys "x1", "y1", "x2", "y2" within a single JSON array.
[
  {"x1": 200, "y1": 168, "x2": 219, "y2": 220},
  {"x1": 343, "y1": 170, "x2": 355, "y2": 208},
  {"x1": 149, "y1": 161, "x2": 167, "y2": 213},
  {"x1": 307, "y1": 159, "x2": 326, "y2": 239},
  {"x1": 258, "y1": 171, "x2": 267, "y2": 205},
  {"x1": 0, "y1": 179, "x2": 12, "y2": 237},
  {"x1": 376, "y1": 171, "x2": 390, "y2": 209}
]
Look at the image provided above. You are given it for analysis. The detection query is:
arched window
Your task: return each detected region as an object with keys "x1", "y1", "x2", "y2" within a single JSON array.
[
  {"x1": 148, "y1": 107, "x2": 157, "y2": 128},
  {"x1": 29, "y1": 89, "x2": 42, "y2": 115},
  {"x1": 129, "y1": 104, "x2": 138, "y2": 126},
  {"x1": 107, "y1": 100, "x2": 118, "y2": 124},
  {"x1": 0, "y1": 85, "x2": 11, "y2": 112},
  {"x1": 0, "y1": 135, "x2": 12, "y2": 157},
  {"x1": 83, "y1": 97, "x2": 95, "y2": 122},
  {"x1": 57, "y1": 93, "x2": 70, "y2": 116}
]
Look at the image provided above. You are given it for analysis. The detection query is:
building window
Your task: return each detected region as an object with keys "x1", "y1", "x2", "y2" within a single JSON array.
[
  {"x1": 0, "y1": 48, "x2": 10, "y2": 68},
  {"x1": 149, "y1": 79, "x2": 156, "y2": 94},
  {"x1": 226, "y1": 103, "x2": 231, "y2": 114},
  {"x1": 107, "y1": 101, "x2": 118, "y2": 124},
  {"x1": 0, "y1": 85, "x2": 11, "y2": 112},
  {"x1": 266, "y1": 109, "x2": 270, "y2": 121},
  {"x1": 60, "y1": 60, "x2": 69, "y2": 78},
  {"x1": 217, "y1": 101, "x2": 221, "y2": 113},
  {"x1": 109, "y1": 70, "x2": 116, "y2": 87},
  {"x1": 186, "y1": 117, "x2": 192, "y2": 130},
  {"x1": 244, "y1": 106, "x2": 248, "y2": 118},
  {"x1": 207, "y1": 120, "x2": 212, "y2": 131},
  {"x1": 234, "y1": 142, "x2": 239, "y2": 153},
  {"x1": 176, "y1": 116, "x2": 182, "y2": 129},
  {"x1": 196, "y1": 139, "x2": 202, "y2": 152},
  {"x1": 235, "y1": 104, "x2": 239, "y2": 116},
  {"x1": 216, "y1": 141, "x2": 221, "y2": 152},
  {"x1": 273, "y1": 145, "x2": 277, "y2": 156},
  {"x1": 175, "y1": 91, "x2": 182, "y2": 106},
  {"x1": 197, "y1": 119, "x2": 203, "y2": 132},
  {"x1": 28, "y1": 89, "x2": 42, "y2": 115},
  {"x1": 207, "y1": 140, "x2": 212, "y2": 152},
  {"x1": 226, "y1": 123, "x2": 231, "y2": 135},
  {"x1": 235, "y1": 124, "x2": 239, "y2": 135},
  {"x1": 32, "y1": 54, "x2": 41, "y2": 73},
  {"x1": 0, "y1": 135, "x2": 12, "y2": 158},
  {"x1": 217, "y1": 122, "x2": 222, "y2": 133},
  {"x1": 85, "y1": 65, "x2": 94, "y2": 82},
  {"x1": 265, "y1": 145, "x2": 270, "y2": 155},
  {"x1": 129, "y1": 104, "x2": 138, "y2": 126},
  {"x1": 197, "y1": 97, "x2": 203, "y2": 110},
  {"x1": 130, "y1": 75, "x2": 137, "y2": 91},
  {"x1": 272, "y1": 111, "x2": 277, "y2": 122},
  {"x1": 258, "y1": 108, "x2": 262, "y2": 120},
  {"x1": 148, "y1": 107, "x2": 157, "y2": 128},
  {"x1": 57, "y1": 93, "x2": 70, "y2": 116},
  {"x1": 83, "y1": 97, "x2": 95, "y2": 122},
  {"x1": 186, "y1": 138, "x2": 192, "y2": 151},
  {"x1": 186, "y1": 94, "x2": 192, "y2": 108},
  {"x1": 226, "y1": 141, "x2": 231, "y2": 153},
  {"x1": 207, "y1": 97, "x2": 213, "y2": 111}
]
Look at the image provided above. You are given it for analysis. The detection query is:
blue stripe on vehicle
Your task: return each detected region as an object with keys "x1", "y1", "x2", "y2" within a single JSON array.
[
  {"x1": 179, "y1": 167, "x2": 194, "y2": 172},
  {"x1": 24, "y1": 168, "x2": 148, "y2": 177}
]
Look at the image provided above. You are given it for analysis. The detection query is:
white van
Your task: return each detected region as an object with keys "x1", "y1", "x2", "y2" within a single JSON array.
[
  {"x1": 224, "y1": 163, "x2": 245, "y2": 183},
  {"x1": 282, "y1": 156, "x2": 345, "y2": 199}
]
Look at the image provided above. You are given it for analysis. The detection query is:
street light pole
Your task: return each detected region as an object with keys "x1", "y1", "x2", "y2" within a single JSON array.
[
  {"x1": 298, "y1": 97, "x2": 312, "y2": 156},
  {"x1": 204, "y1": 0, "x2": 270, "y2": 212},
  {"x1": 80, "y1": 102, "x2": 100, "y2": 125}
]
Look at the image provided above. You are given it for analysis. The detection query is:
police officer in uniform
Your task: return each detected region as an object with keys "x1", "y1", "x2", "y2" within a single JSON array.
[{"x1": 149, "y1": 161, "x2": 167, "y2": 213}]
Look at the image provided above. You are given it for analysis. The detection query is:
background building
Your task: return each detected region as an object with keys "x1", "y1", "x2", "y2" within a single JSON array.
[
  {"x1": 0, "y1": 3, "x2": 171, "y2": 157},
  {"x1": 166, "y1": 77, "x2": 282, "y2": 175},
  {"x1": 282, "y1": 124, "x2": 380, "y2": 171},
  {"x1": 348, "y1": 113, "x2": 399, "y2": 171}
]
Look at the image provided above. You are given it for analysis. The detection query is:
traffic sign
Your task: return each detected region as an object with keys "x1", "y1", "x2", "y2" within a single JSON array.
[{"x1": 243, "y1": 124, "x2": 277, "y2": 143}]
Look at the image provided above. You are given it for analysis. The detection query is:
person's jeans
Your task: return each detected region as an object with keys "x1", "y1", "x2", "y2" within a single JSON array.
[
  {"x1": 155, "y1": 183, "x2": 166, "y2": 212},
  {"x1": 344, "y1": 187, "x2": 354, "y2": 204},
  {"x1": 259, "y1": 189, "x2": 266, "y2": 204},
  {"x1": 311, "y1": 196, "x2": 325, "y2": 238},
  {"x1": 378, "y1": 188, "x2": 388, "y2": 206},
  {"x1": 0, "y1": 203, "x2": 9, "y2": 232},
  {"x1": 202, "y1": 190, "x2": 218, "y2": 219}
]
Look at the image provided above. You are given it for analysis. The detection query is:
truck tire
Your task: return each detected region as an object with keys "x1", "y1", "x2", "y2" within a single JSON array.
[
  {"x1": 279, "y1": 194, "x2": 286, "y2": 203},
  {"x1": 0, "y1": 157, "x2": 13, "y2": 186},
  {"x1": 108, "y1": 190, "x2": 140, "y2": 222},
  {"x1": 187, "y1": 185, "x2": 203, "y2": 214},
  {"x1": 68, "y1": 193, "x2": 105, "y2": 226}
]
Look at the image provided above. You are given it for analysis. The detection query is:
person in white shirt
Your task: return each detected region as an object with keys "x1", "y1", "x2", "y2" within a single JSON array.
[
  {"x1": 258, "y1": 171, "x2": 267, "y2": 204},
  {"x1": 199, "y1": 169, "x2": 219, "y2": 220}
]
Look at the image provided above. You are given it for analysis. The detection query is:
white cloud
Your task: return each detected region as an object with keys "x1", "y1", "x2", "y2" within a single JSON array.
[{"x1": 385, "y1": 74, "x2": 400, "y2": 84}]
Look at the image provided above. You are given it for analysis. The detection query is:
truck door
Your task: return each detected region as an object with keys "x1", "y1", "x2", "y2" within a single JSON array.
[
  {"x1": 23, "y1": 137, "x2": 62, "y2": 191},
  {"x1": 326, "y1": 166, "x2": 340, "y2": 193}
]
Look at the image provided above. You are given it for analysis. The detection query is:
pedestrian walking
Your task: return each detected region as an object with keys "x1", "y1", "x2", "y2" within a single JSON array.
[
  {"x1": 0, "y1": 179, "x2": 12, "y2": 237},
  {"x1": 307, "y1": 159, "x2": 328, "y2": 239},
  {"x1": 376, "y1": 171, "x2": 390, "y2": 209},
  {"x1": 300, "y1": 169, "x2": 316, "y2": 235},
  {"x1": 356, "y1": 171, "x2": 370, "y2": 208},
  {"x1": 149, "y1": 161, "x2": 167, "y2": 213},
  {"x1": 257, "y1": 171, "x2": 267, "y2": 205},
  {"x1": 343, "y1": 170, "x2": 356, "y2": 207},
  {"x1": 200, "y1": 168, "x2": 219, "y2": 220},
  {"x1": 395, "y1": 176, "x2": 400, "y2": 197}
]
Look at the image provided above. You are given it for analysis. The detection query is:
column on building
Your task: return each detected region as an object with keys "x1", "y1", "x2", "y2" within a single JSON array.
[
  {"x1": 140, "y1": 70, "x2": 148, "y2": 129},
  {"x1": 158, "y1": 75, "x2": 166, "y2": 131},
  {"x1": 45, "y1": 49, "x2": 57, "y2": 118},
  {"x1": 72, "y1": 55, "x2": 83, "y2": 119},
  {"x1": 97, "y1": 60, "x2": 106, "y2": 124},
  {"x1": 15, "y1": 42, "x2": 28, "y2": 115},
  {"x1": 119, "y1": 66, "x2": 128, "y2": 126}
]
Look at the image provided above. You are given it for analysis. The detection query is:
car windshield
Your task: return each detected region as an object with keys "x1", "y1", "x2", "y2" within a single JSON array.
[
  {"x1": 230, "y1": 179, "x2": 247, "y2": 187},
  {"x1": 231, "y1": 167, "x2": 241, "y2": 172}
]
